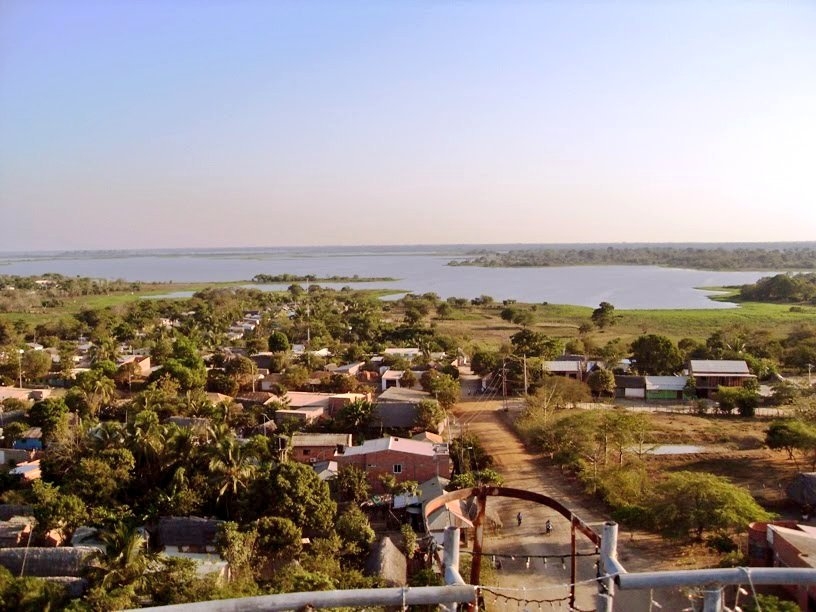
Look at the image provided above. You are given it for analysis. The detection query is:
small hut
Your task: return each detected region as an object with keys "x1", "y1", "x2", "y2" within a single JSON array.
[
  {"x1": 366, "y1": 536, "x2": 407, "y2": 587},
  {"x1": 787, "y1": 473, "x2": 816, "y2": 516},
  {"x1": 0, "y1": 546, "x2": 98, "y2": 577}
]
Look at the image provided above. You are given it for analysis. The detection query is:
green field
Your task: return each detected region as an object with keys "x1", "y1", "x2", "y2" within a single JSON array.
[{"x1": 434, "y1": 292, "x2": 816, "y2": 349}]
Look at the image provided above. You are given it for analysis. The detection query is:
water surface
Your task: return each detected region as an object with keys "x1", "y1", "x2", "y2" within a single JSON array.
[{"x1": 0, "y1": 247, "x2": 776, "y2": 309}]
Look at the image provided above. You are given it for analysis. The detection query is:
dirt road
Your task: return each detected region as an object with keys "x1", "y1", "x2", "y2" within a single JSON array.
[{"x1": 452, "y1": 385, "x2": 702, "y2": 611}]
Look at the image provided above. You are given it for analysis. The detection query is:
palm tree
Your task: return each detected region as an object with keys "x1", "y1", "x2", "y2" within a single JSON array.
[
  {"x1": 207, "y1": 437, "x2": 256, "y2": 519},
  {"x1": 99, "y1": 522, "x2": 148, "y2": 591},
  {"x1": 87, "y1": 421, "x2": 125, "y2": 450}
]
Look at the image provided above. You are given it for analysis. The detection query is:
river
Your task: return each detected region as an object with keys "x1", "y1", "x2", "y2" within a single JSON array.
[{"x1": 0, "y1": 246, "x2": 776, "y2": 309}]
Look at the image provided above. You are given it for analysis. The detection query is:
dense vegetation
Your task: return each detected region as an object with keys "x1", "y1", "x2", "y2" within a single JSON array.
[
  {"x1": 739, "y1": 273, "x2": 816, "y2": 304},
  {"x1": 1, "y1": 273, "x2": 815, "y2": 609},
  {"x1": 251, "y1": 274, "x2": 396, "y2": 283},
  {"x1": 448, "y1": 245, "x2": 816, "y2": 270}
]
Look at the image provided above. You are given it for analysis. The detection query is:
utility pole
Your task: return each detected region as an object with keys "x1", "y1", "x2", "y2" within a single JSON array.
[
  {"x1": 502, "y1": 359, "x2": 508, "y2": 411},
  {"x1": 523, "y1": 354, "x2": 528, "y2": 395}
]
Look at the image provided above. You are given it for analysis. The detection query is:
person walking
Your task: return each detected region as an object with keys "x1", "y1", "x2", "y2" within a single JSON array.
[{"x1": 517, "y1": 512, "x2": 522, "y2": 526}]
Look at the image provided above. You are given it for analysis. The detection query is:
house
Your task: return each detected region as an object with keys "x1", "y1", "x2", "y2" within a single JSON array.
[
  {"x1": 542, "y1": 360, "x2": 583, "y2": 380},
  {"x1": 117, "y1": 354, "x2": 152, "y2": 377},
  {"x1": 0, "y1": 387, "x2": 50, "y2": 402},
  {"x1": 644, "y1": 376, "x2": 689, "y2": 401},
  {"x1": 155, "y1": 516, "x2": 222, "y2": 554},
  {"x1": 312, "y1": 460, "x2": 338, "y2": 482},
  {"x1": 372, "y1": 387, "x2": 438, "y2": 432},
  {"x1": 333, "y1": 362, "x2": 365, "y2": 377},
  {"x1": 614, "y1": 375, "x2": 646, "y2": 399},
  {"x1": 235, "y1": 391, "x2": 279, "y2": 410},
  {"x1": 412, "y1": 431, "x2": 445, "y2": 444},
  {"x1": 154, "y1": 516, "x2": 227, "y2": 577},
  {"x1": 0, "y1": 547, "x2": 97, "y2": 597},
  {"x1": 0, "y1": 516, "x2": 33, "y2": 546},
  {"x1": 366, "y1": 537, "x2": 407, "y2": 587},
  {"x1": 335, "y1": 436, "x2": 452, "y2": 494},
  {"x1": 164, "y1": 416, "x2": 210, "y2": 431},
  {"x1": 12, "y1": 427, "x2": 43, "y2": 451},
  {"x1": 11, "y1": 460, "x2": 41, "y2": 481},
  {"x1": 688, "y1": 360, "x2": 755, "y2": 398},
  {"x1": 275, "y1": 407, "x2": 324, "y2": 426},
  {"x1": 290, "y1": 433, "x2": 353, "y2": 464},
  {"x1": 381, "y1": 369, "x2": 405, "y2": 391},
  {"x1": 748, "y1": 521, "x2": 816, "y2": 609},
  {"x1": 0, "y1": 448, "x2": 33, "y2": 466},
  {"x1": 383, "y1": 347, "x2": 421, "y2": 361}
]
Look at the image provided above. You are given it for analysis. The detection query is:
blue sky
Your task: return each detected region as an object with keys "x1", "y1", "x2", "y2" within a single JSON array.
[{"x1": 1, "y1": 1, "x2": 814, "y2": 250}]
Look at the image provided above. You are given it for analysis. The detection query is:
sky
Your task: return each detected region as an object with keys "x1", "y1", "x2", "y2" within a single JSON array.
[{"x1": 1, "y1": 1, "x2": 815, "y2": 251}]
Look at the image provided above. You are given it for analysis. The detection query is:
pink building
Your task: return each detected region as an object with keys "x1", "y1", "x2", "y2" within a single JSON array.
[{"x1": 335, "y1": 436, "x2": 452, "y2": 494}]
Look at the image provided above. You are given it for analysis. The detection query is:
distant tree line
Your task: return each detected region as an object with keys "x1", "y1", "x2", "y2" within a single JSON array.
[
  {"x1": 251, "y1": 274, "x2": 396, "y2": 283},
  {"x1": 739, "y1": 273, "x2": 816, "y2": 304},
  {"x1": 448, "y1": 246, "x2": 816, "y2": 271}
]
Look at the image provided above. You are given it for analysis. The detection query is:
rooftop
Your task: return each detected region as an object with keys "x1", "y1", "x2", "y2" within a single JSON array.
[
  {"x1": 340, "y1": 436, "x2": 446, "y2": 458},
  {"x1": 292, "y1": 433, "x2": 353, "y2": 447},
  {"x1": 644, "y1": 376, "x2": 688, "y2": 391},
  {"x1": 377, "y1": 387, "x2": 430, "y2": 403},
  {"x1": 689, "y1": 360, "x2": 751, "y2": 375}
]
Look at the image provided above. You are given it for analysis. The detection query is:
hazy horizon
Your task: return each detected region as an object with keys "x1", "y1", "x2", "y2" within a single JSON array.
[
  {"x1": 3, "y1": 240, "x2": 816, "y2": 258},
  {"x1": 2, "y1": 1, "x2": 815, "y2": 251}
]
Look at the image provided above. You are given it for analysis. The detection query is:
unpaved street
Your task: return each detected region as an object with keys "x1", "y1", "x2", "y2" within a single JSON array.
[{"x1": 452, "y1": 385, "x2": 699, "y2": 611}]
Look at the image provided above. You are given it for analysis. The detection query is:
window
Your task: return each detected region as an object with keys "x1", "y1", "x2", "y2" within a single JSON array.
[
  {"x1": 393, "y1": 464, "x2": 402, "y2": 474},
  {"x1": 302, "y1": 449, "x2": 311, "y2": 455}
]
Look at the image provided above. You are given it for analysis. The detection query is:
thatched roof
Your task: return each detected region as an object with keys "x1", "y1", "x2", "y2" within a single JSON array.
[
  {"x1": 156, "y1": 516, "x2": 222, "y2": 549},
  {"x1": 787, "y1": 473, "x2": 816, "y2": 506},
  {"x1": 0, "y1": 504, "x2": 33, "y2": 521},
  {"x1": 0, "y1": 546, "x2": 98, "y2": 577},
  {"x1": 366, "y1": 536, "x2": 407, "y2": 587}
]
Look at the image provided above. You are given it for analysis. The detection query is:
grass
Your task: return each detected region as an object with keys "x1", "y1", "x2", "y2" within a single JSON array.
[{"x1": 432, "y1": 295, "x2": 815, "y2": 350}]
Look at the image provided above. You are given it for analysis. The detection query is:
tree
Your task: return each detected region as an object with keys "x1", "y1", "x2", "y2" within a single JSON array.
[
  {"x1": 650, "y1": 471, "x2": 772, "y2": 539},
  {"x1": 335, "y1": 399, "x2": 373, "y2": 431},
  {"x1": 591, "y1": 302, "x2": 617, "y2": 329},
  {"x1": 766, "y1": 419, "x2": 816, "y2": 469},
  {"x1": 400, "y1": 524, "x2": 418, "y2": 559},
  {"x1": 510, "y1": 329, "x2": 563, "y2": 359},
  {"x1": 400, "y1": 368, "x2": 417, "y2": 389},
  {"x1": 208, "y1": 437, "x2": 256, "y2": 519},
  {"x1": 28, "y1": 397, "x2": 69, "y2": 438},
  {"x1": 242, "y1": 462, "x2": 336, "y2": 537},
  {"x1": 214, "y1": 522, "x2": 257, "y2": 582},
  {"x1": 20, "y1": 350, "x2": 52, "y2": 383},
  {"x1": 30, "y1": 480, "x2": 87, "y2": 540},
  {"x1": 630, "y1": 334, "x2": 683, "y2": 375},
  {"x1": 225, "y1": 355, "x2": 258, "y2": 391},
  {"x1": 416, "y1": 399, "x2": 445, "y2": 433},
  {"x1": 586, "y1": 369, "x2": 616, "y2": 398},
  {"x1": 335, "y1": 465, "x2": 371, "y2": 504},
  {"x1": 255, "y1": 516, "x2": 303, "y2": 567},
  {"x1": 282, "y1": 365, "x2": 310, "y2": 390},
  {"x1": 335, "y1": 506, "x2": 375, "y2": 556},
  {"x1": 524, "y1": 376, "x2": 591, "y2": 423},
  {"x1": 450, "y1": 468, "x2": 504, "y2": 488},
  {"x1": 470, "y1": 349, "x2": 500, "y2": 377},
  {"x1": 716, "y1": 386, "x2": 759, "y2": 417},
  {"x1": 268, "y1": 331, "x2": 290, "y2": 353},
  {"x1": 420, "y1": 370, "x2": 460, "y2": 409},
  {"x1": 98, "y1": 522, "x2": 149, "y2": 591}
]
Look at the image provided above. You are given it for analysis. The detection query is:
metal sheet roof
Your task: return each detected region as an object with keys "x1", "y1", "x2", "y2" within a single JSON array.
[
  {"x1": 644, "y1": 376, "x2": 688, "y2": 391},
  {"x1": 689, "y1": 360, "x2": 750, "y2": 375}
]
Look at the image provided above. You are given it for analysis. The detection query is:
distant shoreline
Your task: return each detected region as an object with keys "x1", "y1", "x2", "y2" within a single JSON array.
[{"x1": 2, "y1": 240, "x2": 816, "y2": 260}]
